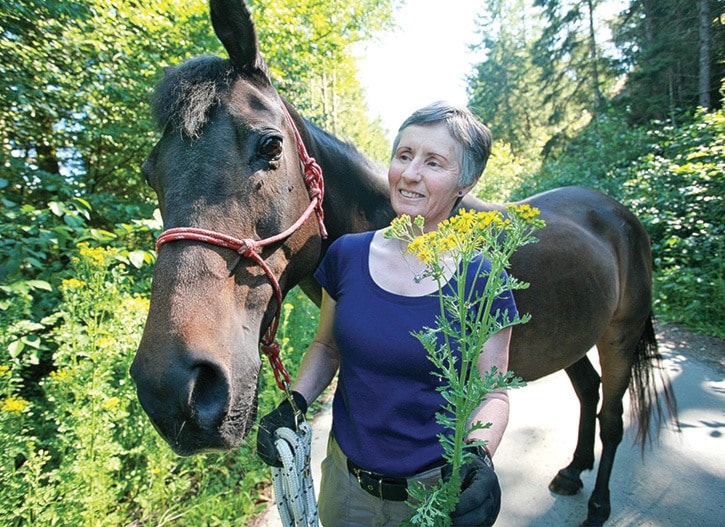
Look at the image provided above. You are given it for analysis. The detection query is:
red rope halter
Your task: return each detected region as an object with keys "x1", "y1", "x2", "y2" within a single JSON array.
[{"x1": 155, "y1": 101, "x2": 327, "y2": 391}]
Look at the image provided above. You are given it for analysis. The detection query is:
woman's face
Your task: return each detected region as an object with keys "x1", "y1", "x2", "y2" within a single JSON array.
[{"x1": 388, "y1": 122, "x2": 471, "y2": 230}]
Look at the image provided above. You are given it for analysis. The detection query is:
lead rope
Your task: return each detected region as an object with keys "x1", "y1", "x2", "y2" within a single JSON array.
[
  {"x1": 266, "y1": 378, "x2": 318, "y2": 527},
  {"x1": 272, "y1": 420, "x2": 318, "y2": 527},
  {"x1": 268, "y1": 102, "x2": 320, "y2": 527}
]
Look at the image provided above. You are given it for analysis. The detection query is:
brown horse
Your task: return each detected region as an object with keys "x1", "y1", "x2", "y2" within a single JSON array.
[{"x1": 130, "y1": 1, "x2": 676, "y2": 525}]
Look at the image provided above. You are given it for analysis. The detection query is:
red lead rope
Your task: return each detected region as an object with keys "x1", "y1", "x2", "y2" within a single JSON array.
[{"x1": 155, "y1": 100, "x2": 327, "y2": 392}]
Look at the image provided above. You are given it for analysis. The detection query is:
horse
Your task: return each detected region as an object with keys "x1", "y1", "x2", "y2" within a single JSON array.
[{"x1": 130, "y1": 1, "x2": 677, "y2": 525}]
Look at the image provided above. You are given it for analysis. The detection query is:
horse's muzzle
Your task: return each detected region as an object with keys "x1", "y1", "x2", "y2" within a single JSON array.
[{"x1": 130, "y1": 352, "x2": 258, "y2": 455}]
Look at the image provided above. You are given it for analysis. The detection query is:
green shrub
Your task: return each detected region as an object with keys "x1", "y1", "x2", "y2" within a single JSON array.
[
  {"x1": 475, "y1": 141, "x2": 540, "y2": 203},
  {"x1": 621, "y1": 110, "x2": 724, "y2": 337},
  {"x1": 0, "y1": 191, "x2": 321, "y2": 524},
  {"x1": 513, "y1": 109, "x2": 724, "y2": 337}
]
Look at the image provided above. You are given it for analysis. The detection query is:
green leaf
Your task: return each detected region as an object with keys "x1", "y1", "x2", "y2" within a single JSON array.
[
  {"x1": 89, "y1": 228, "x2": 117, "y2": 241},
  {"x1": 8, "y1": 340, "x2": 24, "y2": 358},
  {"x1": 128, "y1": 250, "x2": 147, "y2": 269},
  {"x1": 49, "y1": 201, "x2": 63, "y2": 216},
  {"x1": 21, "y1": 334, "x2": 41, "y2": 349},
  {"x1": 27, "y1": 280, "x2": 53, "y2": 291}
]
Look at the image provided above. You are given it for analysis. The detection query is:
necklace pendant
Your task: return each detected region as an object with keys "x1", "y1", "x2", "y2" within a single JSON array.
[{"x1": 413, "y1": 274, "x2": 423, "y2": 284}]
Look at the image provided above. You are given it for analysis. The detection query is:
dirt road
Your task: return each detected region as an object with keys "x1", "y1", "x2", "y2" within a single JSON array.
[{"x1": 252, "y1": 323, "x2": 724, "y2": 527}]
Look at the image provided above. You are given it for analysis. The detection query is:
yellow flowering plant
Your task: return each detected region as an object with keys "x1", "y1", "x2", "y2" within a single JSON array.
[{"x1": 384, "y1": 205, "x2": 545, "y2": 527}]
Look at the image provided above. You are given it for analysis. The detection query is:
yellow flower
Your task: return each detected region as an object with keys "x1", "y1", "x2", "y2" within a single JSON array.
[
  {"x1": 443, "y1": 233, "x2": 461, "y2": 251},
  {"x1": 49, "y1": 368, "x2": 70, "y2": 382},
  {"x1": 103, "y1": 397, "x2": 121, "y2": 410},
  {"x1": 60, "y1": 278, "x2": 86, "y2": 291},
  {"x1": 386, "y1": 214, "x2": 411, "y2": 237},
  {"x1": 450, "y1": 209, "x2": 476, "y2": 235},
  {"x1": 407, "y1": 231, "x2": 439, "y2": 265},
  {"x1": 78, "y1": 243, "x2": 114, "y2": 267},
  {"x1": 0, "y1": 365, "x2": 10, "y2": 377},
  {"x1": 473, "y1": 210, "x2": 502, "y2": 230},
  {"x1": 407, "y1": 236, "x2": 425, "y2": 255},
  {"x1": 507, "y1": 204, "x2": 541, "y2": 223},
  {"x1": 2, "y1": 396, "x2": 29, "y2": 414},
  {"x1": 121, "y1": 296, "x2": 150, "y2": 312},
  {"x1": 96, "y1": 337, "x2": 113, "y2": 349},
  {"x1": 389, "y1": 207, "x2": 543, "y2": 275},
  {"x1": 390, "y1": 214, "x2": 410, "y2": 229}
]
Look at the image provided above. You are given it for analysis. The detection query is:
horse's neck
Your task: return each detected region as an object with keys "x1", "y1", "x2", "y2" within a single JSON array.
[
  {"x1": 458, "y1": 194, "x2": 504, "y2": 213},
  {"x1": 307, "y1": 124, "x2": 395, "y2": 241}
]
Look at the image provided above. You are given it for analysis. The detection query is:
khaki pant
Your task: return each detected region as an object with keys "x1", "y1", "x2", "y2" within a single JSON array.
[{"x1": 318, "y1": 435, "x2": 443, "y2": 527}]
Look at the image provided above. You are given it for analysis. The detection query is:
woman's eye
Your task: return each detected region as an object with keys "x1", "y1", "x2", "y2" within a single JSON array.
[{"x1": 259, "y1": 136, "x2": 283, "y2": 160}]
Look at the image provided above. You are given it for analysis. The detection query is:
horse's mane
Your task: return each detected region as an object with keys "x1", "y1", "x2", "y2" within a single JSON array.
[
  {"x1": 305, "y1": 122, "x2": 394, "y2": 228},
  {"x1": 152, "y1": 55, "x2": 235, "y2": 138},
  {"x1": 308, "y1": 123, "x2": 387, "y2": 176}
]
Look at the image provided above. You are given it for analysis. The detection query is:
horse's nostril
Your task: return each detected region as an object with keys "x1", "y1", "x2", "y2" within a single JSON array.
[{"x1": 190, "y1": 363, "x2": 230, "y2": 429}]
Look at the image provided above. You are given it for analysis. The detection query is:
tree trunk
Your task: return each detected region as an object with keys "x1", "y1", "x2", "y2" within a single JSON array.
[
  {"x1": 586, "y1": 0, "x2": 603, "y2": 112},
  {"x1": 698, "y1": 0, "x2": 711, "y2": 109}
]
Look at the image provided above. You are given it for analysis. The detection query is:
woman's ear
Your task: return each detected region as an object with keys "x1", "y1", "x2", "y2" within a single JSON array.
[{"x1": 457, "y1": 176, "x2": 481, "y2": 198}]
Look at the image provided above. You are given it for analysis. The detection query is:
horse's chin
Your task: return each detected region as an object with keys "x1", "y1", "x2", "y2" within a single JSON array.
[{"x1": 162, "y1": 390, "x2": 259, "y2": 456}]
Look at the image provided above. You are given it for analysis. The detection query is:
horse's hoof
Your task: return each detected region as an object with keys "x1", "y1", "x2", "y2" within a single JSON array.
[
  {"x1": 581, "y1": 499, "x2": 610, "y2": 527},
  {"x1": 549, "y1": 469, "x2": 583, "y2": 496}
]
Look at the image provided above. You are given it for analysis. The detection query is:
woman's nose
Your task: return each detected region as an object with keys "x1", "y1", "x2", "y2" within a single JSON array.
[{"x1": 401, "y1": 160, "x2": 422, "y2": 182}]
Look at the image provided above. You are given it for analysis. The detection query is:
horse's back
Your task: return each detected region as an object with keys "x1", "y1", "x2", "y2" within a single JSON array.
[{"x1": 465, "y1": 187, "x2": 653, "y2": 380}]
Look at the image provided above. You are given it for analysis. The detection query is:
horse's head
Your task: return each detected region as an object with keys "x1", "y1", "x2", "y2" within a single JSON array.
[{"x1": 130, "y1": 0, "x2": 324, "y2": 455}]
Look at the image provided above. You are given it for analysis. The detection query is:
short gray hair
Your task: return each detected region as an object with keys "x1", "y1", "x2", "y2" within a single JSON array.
[{"x1": 391, "y1": 101, "x2": 492, "y2": 188}]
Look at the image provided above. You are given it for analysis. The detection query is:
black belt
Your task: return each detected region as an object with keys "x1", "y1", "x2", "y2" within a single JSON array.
[{"x1": 347, "y1": 458, "x2": 409, "y2": 501}]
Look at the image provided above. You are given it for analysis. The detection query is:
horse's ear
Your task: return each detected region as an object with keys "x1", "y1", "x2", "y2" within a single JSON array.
[{"x1": 209, "y1": 0, "x2": 269, "y2": 78}]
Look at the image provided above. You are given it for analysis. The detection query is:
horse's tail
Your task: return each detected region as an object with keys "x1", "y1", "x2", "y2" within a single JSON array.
[{"x1": 629, "y1": 313, "x2": 679, "y2": 451}]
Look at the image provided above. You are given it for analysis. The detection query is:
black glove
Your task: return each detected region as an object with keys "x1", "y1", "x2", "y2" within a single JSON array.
[
  {"x1": 256, "y1": 391, "x2": 308, "y2": 467},
  {"x1": 443, "y1": 445, "x2": 501, "y2": 527}
]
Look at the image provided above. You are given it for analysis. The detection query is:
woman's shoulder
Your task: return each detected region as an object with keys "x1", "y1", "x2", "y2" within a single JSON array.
[
  {"x1": 316, "y1": 230, "x2": 376, "y2": 291},
  {"x1": 327, "y1": 230, "x2": 375, "y2": 253}
]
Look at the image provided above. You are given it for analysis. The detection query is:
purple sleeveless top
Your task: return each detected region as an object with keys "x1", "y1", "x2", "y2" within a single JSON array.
[{"x1": 314, "y1": 231, "x2": 517, "y2": 476}]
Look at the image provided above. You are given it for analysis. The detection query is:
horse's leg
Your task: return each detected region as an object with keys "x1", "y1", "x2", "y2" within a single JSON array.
[
  {"x1": 580, "y1": 325, "x2": 642, "y2": 527},
  {"x1": 549, "y1": 356, "x2": 601, "y2": 496}
]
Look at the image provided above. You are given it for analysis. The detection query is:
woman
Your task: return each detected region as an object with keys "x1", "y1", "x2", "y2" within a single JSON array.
[{"x1": 258, "y1": 101, "x2": 516, "y2": 527}]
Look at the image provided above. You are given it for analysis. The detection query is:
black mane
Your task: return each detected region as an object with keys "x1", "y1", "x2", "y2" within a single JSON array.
[{"x1": 152, "y1": 55, "x2": 235, "y2": 138}]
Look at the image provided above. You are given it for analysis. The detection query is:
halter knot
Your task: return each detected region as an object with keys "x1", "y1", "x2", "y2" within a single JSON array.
[
  {"x1": 305, "y1": 165, "x2": 327, "y2": 238},
  {"x1": 238, "y1": 238, "x2": 259, "y2": 257},
  {"x1": 286, "y1": 109, "x2": 327, "y2": 239}
]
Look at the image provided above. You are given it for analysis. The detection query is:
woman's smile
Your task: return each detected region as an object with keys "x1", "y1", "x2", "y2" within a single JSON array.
[{"x1": 399, "y1": 189, "x2": 424, "y2": 198}]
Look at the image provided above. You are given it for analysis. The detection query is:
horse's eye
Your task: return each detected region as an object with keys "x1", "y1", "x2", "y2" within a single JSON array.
[{"x1": 259, "y1": 135, "x2": 283, "y2": 160}]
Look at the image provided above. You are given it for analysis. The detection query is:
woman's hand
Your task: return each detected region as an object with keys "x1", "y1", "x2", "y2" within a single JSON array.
[
  {"x1": 443, "y1": 445, "x2": 501, "y2": 527},
  {"x1": 256, "y1": 391, "x2": 308, "y2": 467}
]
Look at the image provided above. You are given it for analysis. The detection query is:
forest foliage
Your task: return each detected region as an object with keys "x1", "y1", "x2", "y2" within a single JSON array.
[
  {"x1": 469, "y1": 0, "x2": 723, "y2": 336},
  {"x1": 0, "y1": 0, "x2": 722, "y2": 524}
]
